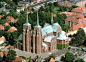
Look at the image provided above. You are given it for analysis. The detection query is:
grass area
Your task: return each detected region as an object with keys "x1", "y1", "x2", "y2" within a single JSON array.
[
  {"x1": 53, "y1": 7, "x2": 60, "y2": 13},
  {"x1": 0, "y1": 43, "x2": 6, "y2": 46}
]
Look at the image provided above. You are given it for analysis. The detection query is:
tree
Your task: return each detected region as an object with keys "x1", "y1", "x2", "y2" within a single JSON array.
[
  {"x1": 1, "y1": 11, "x2": 6, "y2": 15},
  {"x1": 0, "y1": 55, "x2": 2, "y2": 62},
  {"x1": 49, "y1": 55, "x2": 55, "y2": 60},
  {"x1": 75, "y1": 58, "x2": 85, "y2": 62},
  {"x1": 54, "y1": 2, "x2": 58, "y2": 6},
  {"x1": 0, "y1": 3, "x2": 4, "y2": 8},
  {"x1": 65, "y1": 52, "x2": 74, "y2": 62},
  {"x1": 6, "y1": 50, "x2": 16, "y2": 62},
  {"x1": 5, "y1": 26, "x2": 10, "y2": 31},
  {"x1": 73, "y1": 28, "x2": 86, "y2": 46},
  {"x1": 45, "y1": 2, "x2": 48, "y2": 7},
  {"x1": 85, "y1": 4, "x2": 86, "y2": 8}
]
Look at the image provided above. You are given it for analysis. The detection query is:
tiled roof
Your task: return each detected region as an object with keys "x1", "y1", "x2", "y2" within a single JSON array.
[
  {"x1": 0, "y1": 36, "x2": 5, "y2": 41},
  {"x1": 0, "y1": 25, "x2": 4, "y2": 30},
  {"x1": 53, "y1": 13, "x2": 57, "y2": 17},
  {"x1": 6, "y1": 16, "x2": 14, "y2": 22},
  {"x1": 60, "y1": 12, "x2": 84, "y2": 18},
  {"x1": 8, "y1": 26, "x2": 17, "y2": 32},
  {"x1": 0, "y1": 51, "x2": 8, "y2": 56},
  {"x1": 2, "y1": 51, "x2": 8, "y2": 55},
  {"x1": 65, "y1": 17, "x2": 86, "y2": 23},
  {"x1": 0, "y1": 51, "x2": 4, "y2": 56},
  {"x1": 72, "y1": 6, "x2": 86, "y2": 13},
  {"x1": 6, "y1": 16, "x2": 14, "y2": 20},
  {"x1": 0, "y1": 15, "x2": 2, "y2": 18},
  {"x1": 49, "y1": 58, "x2": 55, "y2": 62},
  {"x1": 4, "y1": 22, "x2": 10, "y2": 26},
  {"x1": 14, "y1": 57, "x2": 24, "y2": 61},
  {"x1": 14, "y1": 19, "x2": 18, "y2": 23},
  {"x1": 69, "y1": 23, "x2": 86, "y2": 31}
]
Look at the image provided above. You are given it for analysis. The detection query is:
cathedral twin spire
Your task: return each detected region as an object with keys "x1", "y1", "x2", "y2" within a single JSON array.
[
  {"x1": 51, "y1": 13, "x2": 53, "y2": 25},
  {"x1": 25, "y1": 9, "x2": 53, "y2": 27}
]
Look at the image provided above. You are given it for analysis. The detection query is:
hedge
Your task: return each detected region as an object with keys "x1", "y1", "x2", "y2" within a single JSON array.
[{"x1": 57, "y1": 43, "x2": 69, "y2": 49}]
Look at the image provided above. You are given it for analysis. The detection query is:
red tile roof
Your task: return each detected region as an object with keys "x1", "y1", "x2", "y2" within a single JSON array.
[
  {"x1": 0, "y1": 15, "x2": 2, "y2": 18},
  {"x1": 0, "y1": 25, "x2": 4, "y2": 30},
  {"x1": 72, "y1": 6, "x2": 86, "y2": 13},
  {"x1": 0, "y1": 36, "x2": 5, "y2": 41},
  {"x1": 69, "y1": 23, "x2": 86, "y2": 31},
  {"x1": 8, "y1": 26, "x2": 17, "y2": 32},
  {"x1": 14, "y1": 57, "x2": 24, "y2": 62},
  {"x1": 65, "y1": 17, "x2": 86, "y2": 23},
  {"x1": 49, "y1": 58, "x2": 55, "y2": 62},
  {"x1": 4, "y1": 22, "x2": 10, "y2": 26},
  {"x1": 0, "y1": 51, "x2": 4, "y2": 56},
  {"x1": 53, "y1": 13, "x2": 57, "y2": 17},
  {"x1": 14, "y1": 19, "x2": 18, "y2": 23},
  {"x1": 6, "y1": 16, "x2": 14, "y2": 22}
]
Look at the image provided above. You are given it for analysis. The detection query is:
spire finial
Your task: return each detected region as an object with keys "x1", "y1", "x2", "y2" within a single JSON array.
[
  {"x1": 35, "y1": 10, "x2": 41, "y2": 28},
  {"x1": 51, "y1": 13, "x2": 53, "y2": 25},
  {"x1": 26, "y1": 9, "x2": 29, "y2": 24},
  {"x1": 37, "y1": 10, "x2": 39, "y2": 26}
]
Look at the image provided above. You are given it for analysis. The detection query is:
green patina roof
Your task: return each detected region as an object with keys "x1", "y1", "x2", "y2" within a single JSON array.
[{"x1": 18, "y1": 34, "x2": 23, "y2": 40}]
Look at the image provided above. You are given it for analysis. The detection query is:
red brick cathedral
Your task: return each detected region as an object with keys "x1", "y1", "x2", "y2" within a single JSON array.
[{"x1": 16, "y1": 10, "x2": 69, "y2": 54}]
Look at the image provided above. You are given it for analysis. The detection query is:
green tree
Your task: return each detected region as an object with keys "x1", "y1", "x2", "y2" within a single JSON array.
[
  {"x1": 65, "y1": 52, "x2": 74, "y2": 62},
  {"x1": 54, "y1": 2, "x2": 58, "y2": 6},
  {"x1": 5, "y1": 26, "x2": 10, "y2": 31},
  {"x1": 6, "y1": 50, "x2": 16, "y2": 62},
  {"x1": 0, "y1": 55, "x2": 2, "y2": 62},
  {"x1": 73, "y1": 28, "x2": 86, "y2": 46},
  {"x1": 0, "y1": 3, "x2": 4, "y2": 8},
  {"x1": 49, "y1": 55, "x2": 55, "y2": 60},
  {"x1": 85, "y1": 4, "x2": 86, "y2": 8},
  {"x1": 75, "y1": 58, "x2": 85, "y2": 62},
  {"x1": 45, "y1": 2, "x2": 48, "y2": 7},
  {"x1": 1, "y1": 11, "x2": 6, "y2": 15}
]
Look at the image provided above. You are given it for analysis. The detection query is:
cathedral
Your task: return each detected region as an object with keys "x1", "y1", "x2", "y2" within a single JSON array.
[{"x1": 16, "y1": 10, "x2": 69, "y2": 54}]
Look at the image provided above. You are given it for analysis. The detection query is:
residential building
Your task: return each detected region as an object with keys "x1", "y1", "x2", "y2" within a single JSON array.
[
  {"x1": 6, "y1": 16, "x2": 15, "y2": 23},
  {"x1": 49, "y1": 58, "x2": 55, "y2": 62},
  {"x1": 67, "y1": 23, "x2": 86, "y2": 35},
  {"x1": 13, "y1": 57, "x2": 26, "y2": 62},
  {"x1": 4, "y1": 22, "x2": 10, "y2": 26},
  {"x1": 0, "y1": 36, "x2": 6, "y2": 44},
  {"x1": 8, "y1": 27, "x2": 17, "y2": 32},
  {"x1": 0, "y1": 25, "x2": 4, "y2": 30},
  {"x1": 16, "y1": 10, "x2": 70, "y2": 54},
  {"x1": 61, "y1": 12, "x2": 86, "y2": 27}
]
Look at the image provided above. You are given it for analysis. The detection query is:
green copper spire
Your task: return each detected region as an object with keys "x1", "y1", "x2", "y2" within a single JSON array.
[
  {"x1": 24, "y1": 9, "x2": 30, "y2": 26},
  {"x1": 51, "y1": 13, "x2": 53, "y2": 25},
  {"x1": 26, "y1": 9, "x2": 29, "y2": 23},
  {"x1": 35, "y1": 10, "x2": 41, "y2": 28}
]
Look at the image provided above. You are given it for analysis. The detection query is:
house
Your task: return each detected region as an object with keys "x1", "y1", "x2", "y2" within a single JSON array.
[
  {"x1": 16, "y1": 7, "x2": 24, "y2": 13},
  {"x1": 7, "y1": 27, "x2": 17, "y2": 32},
  {"x1": 0, "y1": 15, "x2": 2, "y2": 19},
  {"x1": 76, "y1": 0, "x2": 86, "y2": 7},
  {"x1": 14, "y1": 19, "x2": 18, "y2": 23},
  {"x1": 49, "y1": 58, "x2": 55, "y2": 62},
  {"x1": 4, "y1": 22, "x2": 10, "y2": 26},
  {"x1": 18, "y1": 1, "x2": 30, "y2": 8},
  {"x1": 0, "y1": 36, "x2": 6, "y2": 44},
  {"x1": 0, "y1": 25, "x2": 4, "y2": 30},
  {"x1": 67, "y1": 23, "x2": 86, "y2": 35},
  {"x1": 6, "y1": 16, "x2": 14, "y2": 23},
  {"x1": 58, "y1": 0, "x2": 74, "y2": 7},
  {"x1": 13, "y1": 57, "x2": 26, "y2": 62},
  {"x1": 0, "y1": 51, "x2": 8, "y2": 57},
  {"x1": 71, "y1": 6, "x2": 86, "y2": 15},
  {"x1": 60, "y1": 12, "x2": 86, "y2": 27}
]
